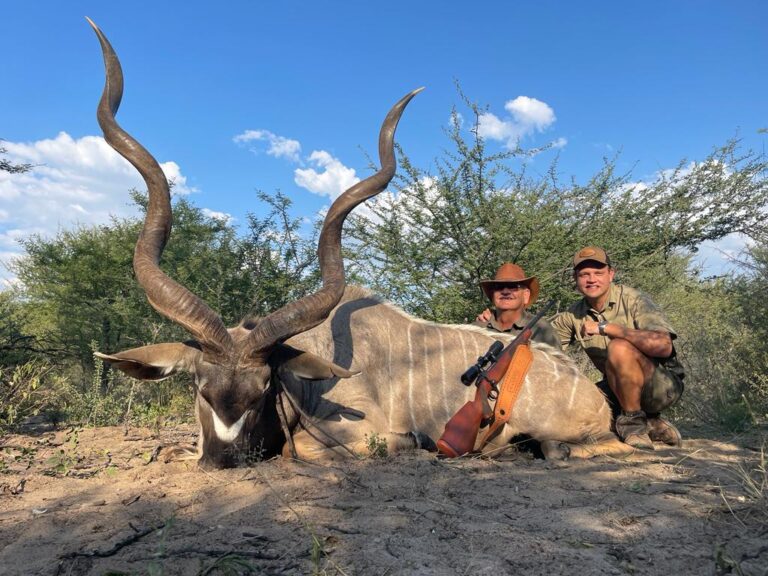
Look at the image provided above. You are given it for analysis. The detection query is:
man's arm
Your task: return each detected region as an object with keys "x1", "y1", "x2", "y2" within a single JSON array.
[
  {"x1": 533, "y1": 319, "x2": 563, "y2": 350},
  {"x1": 550, "y1": 312, "x2": 575, "y2": 349},
  {"x1": 581, "y1": 320, "x2": 673, "y2": 358}
]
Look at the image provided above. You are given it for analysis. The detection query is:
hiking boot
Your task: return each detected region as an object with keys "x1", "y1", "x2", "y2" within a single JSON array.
[
  {"x1": 647, "y1": 414, "x2": 682, "y2": 447},
  {"x1": 615, "y1": 410, "x2": 654, "y2": 451}
]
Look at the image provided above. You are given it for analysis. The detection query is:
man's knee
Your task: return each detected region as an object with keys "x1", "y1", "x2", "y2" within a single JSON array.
[
  {"x1": 608, "y1": 338, "x2": 645, "y2": 364},
  {"x1": 606, "y1": 339, "x2": 654, "y2": 380}
]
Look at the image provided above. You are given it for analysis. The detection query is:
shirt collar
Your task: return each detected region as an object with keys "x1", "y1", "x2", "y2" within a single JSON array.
[
  {"x1": 587, "y1": 282, "x2": 619, "y2": 315},
  {"x1": 488, "y1": 309, "x2": 531, "y2": 332}
]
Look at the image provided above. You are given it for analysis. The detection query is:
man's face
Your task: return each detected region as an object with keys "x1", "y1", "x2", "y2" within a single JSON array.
[
  {"x1": 492, "y1": 283, "x2": 530, "y2": 313},
  {"x1": 574, "y1": 263, "x2": 615, "y2": 302}
]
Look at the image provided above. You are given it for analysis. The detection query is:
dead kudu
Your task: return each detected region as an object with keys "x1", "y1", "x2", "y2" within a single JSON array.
[{"x1": 89, "y1": 20, "x2": 631, "y2": 468}]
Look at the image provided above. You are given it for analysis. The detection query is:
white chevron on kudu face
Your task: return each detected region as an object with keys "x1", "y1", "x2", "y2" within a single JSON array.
[{"x1": 212, "y1": 410, "x2": 249, "y2": 442}]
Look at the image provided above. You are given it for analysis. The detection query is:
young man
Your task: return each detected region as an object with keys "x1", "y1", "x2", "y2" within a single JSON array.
[
  {"x1": 550, "y1": 247, "x2": 685, "y2": 449},
  {"x1": 474, "y1": 262, "x2": 561, "y2": 349}
]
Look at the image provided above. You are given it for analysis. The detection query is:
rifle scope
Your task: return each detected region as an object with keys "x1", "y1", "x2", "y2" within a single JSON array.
[{"x1": 460, "y1": 340, "x2": 504, "y2": 386}]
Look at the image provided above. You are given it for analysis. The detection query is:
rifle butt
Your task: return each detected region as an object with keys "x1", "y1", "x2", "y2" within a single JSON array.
[{"x1": 437, "y1": 399, "x2": 484, "y2": 458}]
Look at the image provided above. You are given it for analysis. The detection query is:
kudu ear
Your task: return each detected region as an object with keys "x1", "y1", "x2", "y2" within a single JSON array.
[
  {"x1": 270, "y1": 344, "x2": 359, "y2": 380},
  {"x1": 94, "y1": 342, "x2": 200, "y2": 381}
]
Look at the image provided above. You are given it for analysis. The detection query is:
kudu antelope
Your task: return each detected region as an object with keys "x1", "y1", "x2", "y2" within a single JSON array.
[{"x1": 89, "y1": 20, "x2": 632, "y2": 468}]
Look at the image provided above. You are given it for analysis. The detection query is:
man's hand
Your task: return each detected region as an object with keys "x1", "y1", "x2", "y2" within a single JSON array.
[
  {"x1": 476, "y1": 308, "x2": 492, "y2": 323},
  {"x1": 581, "y1": 320, "x2": 601, "y2": 338},
  {"x1": 581, "y1": 320, "x2": 673, "y2": 358}
]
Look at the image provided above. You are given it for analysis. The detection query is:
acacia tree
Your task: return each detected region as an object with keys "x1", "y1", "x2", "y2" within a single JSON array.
[
  {"x1": 8, "y1": 186, "x2": 325, "y2": 372},
  {"x1": 347, "y1": 99, "x2": 768, "y2": 323},
  {"x1": 239, "y1": 190, "x2": 324, "y2": 318},
  {"x1": 11, "y1": 192, "x2": 251, "y2": 373}
]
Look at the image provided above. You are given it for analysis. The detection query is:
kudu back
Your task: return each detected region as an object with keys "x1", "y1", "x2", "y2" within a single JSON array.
[{"x1": 88, "y1": 20, "x2": 630, "y2": 467}]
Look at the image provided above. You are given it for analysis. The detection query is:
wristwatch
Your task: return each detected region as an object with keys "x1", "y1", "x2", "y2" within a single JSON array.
[{"x1": 598, "y1": 321, "x2": 608, "y2": 336}]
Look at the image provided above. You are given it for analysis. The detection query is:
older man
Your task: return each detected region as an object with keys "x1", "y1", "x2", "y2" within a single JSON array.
[
  {"x1": 550, "y1": 247, "x2": 684, "y2": 449},
  {"x1": 474, "y1": 262, "x2": 561, "y2": 349}
]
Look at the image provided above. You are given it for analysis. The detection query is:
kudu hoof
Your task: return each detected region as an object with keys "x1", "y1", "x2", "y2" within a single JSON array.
[
  {"x1": 541, "y1": 440, "x2": 571, "y2": 461},
  {"x1": 411, "y1": 431, "x2": 438, "y2": 452},
  {"x1": 160, "y1": 445, "x2": 198, "y2": 463}
]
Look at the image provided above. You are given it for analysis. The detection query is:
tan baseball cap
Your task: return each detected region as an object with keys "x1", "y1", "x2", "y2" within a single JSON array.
[{"x1": 572, "y1": 246, "x2": 611, "y2": 269}]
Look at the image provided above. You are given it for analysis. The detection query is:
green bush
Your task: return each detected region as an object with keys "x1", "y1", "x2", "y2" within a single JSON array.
[{"x1": 0, "y1": 361, "x2": 68, "y2": 430}]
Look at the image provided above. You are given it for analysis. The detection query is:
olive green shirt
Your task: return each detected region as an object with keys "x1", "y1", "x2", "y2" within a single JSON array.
[
  {"x1": 550, "y1": 283, "x2": 676, "y2": 374},
  {"x1": 474, "y1": 310, "x2": 563, "y2": 350}
]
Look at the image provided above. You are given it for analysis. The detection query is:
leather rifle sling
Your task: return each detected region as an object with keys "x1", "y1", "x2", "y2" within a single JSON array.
[{"x1": 476, "y1": 342, "x2": 534, "y2": 450}]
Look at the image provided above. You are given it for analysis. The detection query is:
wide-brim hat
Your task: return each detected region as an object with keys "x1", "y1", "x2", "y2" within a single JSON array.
[{"x1": 479, "y1": 262, "x2": 540, "y2": 306}]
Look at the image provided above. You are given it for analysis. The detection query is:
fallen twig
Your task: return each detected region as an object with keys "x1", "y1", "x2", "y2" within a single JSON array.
[{"x1": 59, "y1": 521, "x2": 166, "y2": 559}]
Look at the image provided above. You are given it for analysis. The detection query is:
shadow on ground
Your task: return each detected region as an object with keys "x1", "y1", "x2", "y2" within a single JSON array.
[{"x1": 0, "y1": 425, "x2": 766, "y2": 575}]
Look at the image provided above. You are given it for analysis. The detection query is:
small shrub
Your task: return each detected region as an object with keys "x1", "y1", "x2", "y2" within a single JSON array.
[
  {"x1": 0, "y1": 361, "x2": 67, "y2": 430},
  {"x1": 365, "y1": 432, "x2": 388, "y2": 458},
  {"x1": 44, "y1": 428, "x2": 80, "y2": 476}
]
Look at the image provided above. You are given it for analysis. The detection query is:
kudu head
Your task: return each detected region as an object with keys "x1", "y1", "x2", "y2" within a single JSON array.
[{"x1": 86, "y1": 19, "x2": 421, "y2": 468}]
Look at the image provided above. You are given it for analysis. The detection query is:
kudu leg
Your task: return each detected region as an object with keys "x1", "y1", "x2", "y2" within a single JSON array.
[
  {"x1": 548, "y1": 434, "x2": 634, "y2": 460},
  {"x1": 284, "y1": 410, "x2": 436, "y2": 462}
]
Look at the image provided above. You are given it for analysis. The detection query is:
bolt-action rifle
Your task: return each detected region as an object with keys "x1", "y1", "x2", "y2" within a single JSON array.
[{"x1": 436, "y1": 300, "x2": 556, "y2": 457}]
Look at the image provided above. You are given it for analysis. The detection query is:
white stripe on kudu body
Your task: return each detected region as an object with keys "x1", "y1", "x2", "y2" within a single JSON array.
[
  {"x1": 423, "y1": 325, "x2": 435, "y2": 425},
  {"x1": 386, "y1": 317, "x2": 394, "y2": 431},
  {"x1": 407, "y1": 322, "x2": 417, "y2": 430},
  {"x1": 438, "y1": 329, "x2": 450, "y2": 421}
]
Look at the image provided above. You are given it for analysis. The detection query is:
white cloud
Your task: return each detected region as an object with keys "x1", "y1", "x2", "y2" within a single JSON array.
[
  {"x1": 202, "y1": 208, "x2": 234, "y2": 224},
  {"x1": 0, "y1": 132, "x2": 193, "y2": 285},
  {"x1": 505, "y1": 96, "x2": 556, "y2": 131},
  {"x1": 695, "y1": 233, "x2": 751, "y2": 276},
  {"x1": 352, "y1": 175, "x2": 438, "y2": 227},
  {"x1": 477, "y1": 96, "x2": 560, "y2": 149},
  {"x1": 551, "y1": 137, "x2": 568, "y2": 149},
  {"x1": 294, "y1": 150, "x2": 360, "y2": 199},
  {"x1": 234, "y1": 129, "x2": 301, "y2": 162}
]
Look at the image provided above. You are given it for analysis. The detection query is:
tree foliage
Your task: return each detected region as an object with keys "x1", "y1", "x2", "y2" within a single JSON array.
[
  {"x1": 2, "y1": 96, "x2": 767, "y2": 430},
  {"x1": 6, "y1": 187, "x2": 323, "y2": 362},
  {"x1": 346, "y1": 99, "x2": 768, "y2": 325},
  {"x1": 239, "y1": 190, "x2": 323, "y2": 317}
]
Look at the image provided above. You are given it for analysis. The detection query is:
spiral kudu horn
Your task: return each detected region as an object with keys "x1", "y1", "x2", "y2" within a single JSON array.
[
  {"x1": 243, "y1": 87, "x2": 423, "y2": 359},
  {"x1": 87, "y1": 18, "x2": 232, "y2": 356}
]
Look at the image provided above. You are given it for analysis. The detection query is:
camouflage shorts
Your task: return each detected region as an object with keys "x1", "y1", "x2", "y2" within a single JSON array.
[
  {"x1": 596, "y1": 359, "x2": 685, "y2": 418},
  {"x1": 641, "y1": 360, "x2": 685, "y2": 415}
]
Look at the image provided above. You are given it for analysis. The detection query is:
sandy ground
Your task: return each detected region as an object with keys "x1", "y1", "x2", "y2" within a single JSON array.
[{"x1": 0, "y1": 424, "x2": 766, "y2": 576}]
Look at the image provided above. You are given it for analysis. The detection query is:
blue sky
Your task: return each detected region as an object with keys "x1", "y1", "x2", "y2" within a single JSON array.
[{"x1": 1, "y1": 1, "x2": 766, "y2": 285}]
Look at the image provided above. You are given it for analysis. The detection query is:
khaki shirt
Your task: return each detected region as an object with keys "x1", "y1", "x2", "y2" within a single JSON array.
[
  {"x1": 474, "y1": 310, "x2": 563, "y2": 350},
  {"x1": 551, "y1": 283, "x2": 676, "y2": 374}
]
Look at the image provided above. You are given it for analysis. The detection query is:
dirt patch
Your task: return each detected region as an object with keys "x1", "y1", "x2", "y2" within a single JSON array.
[{"x1": 0, "y1": 425, "x2": 766, "y2": 575}]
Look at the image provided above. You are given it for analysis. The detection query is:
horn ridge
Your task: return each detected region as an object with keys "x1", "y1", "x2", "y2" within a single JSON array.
[{"x1": 87, "y1": 18, "x2": 232, "y2": 355}]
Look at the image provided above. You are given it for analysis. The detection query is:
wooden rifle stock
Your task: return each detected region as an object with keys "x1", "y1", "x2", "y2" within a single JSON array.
[
  {"x1": 437, "y1": 300, "x2": 555, "y2": 457},
  {"x1": 435, "y1": 381, "x2": 492, "y2": 457}
]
